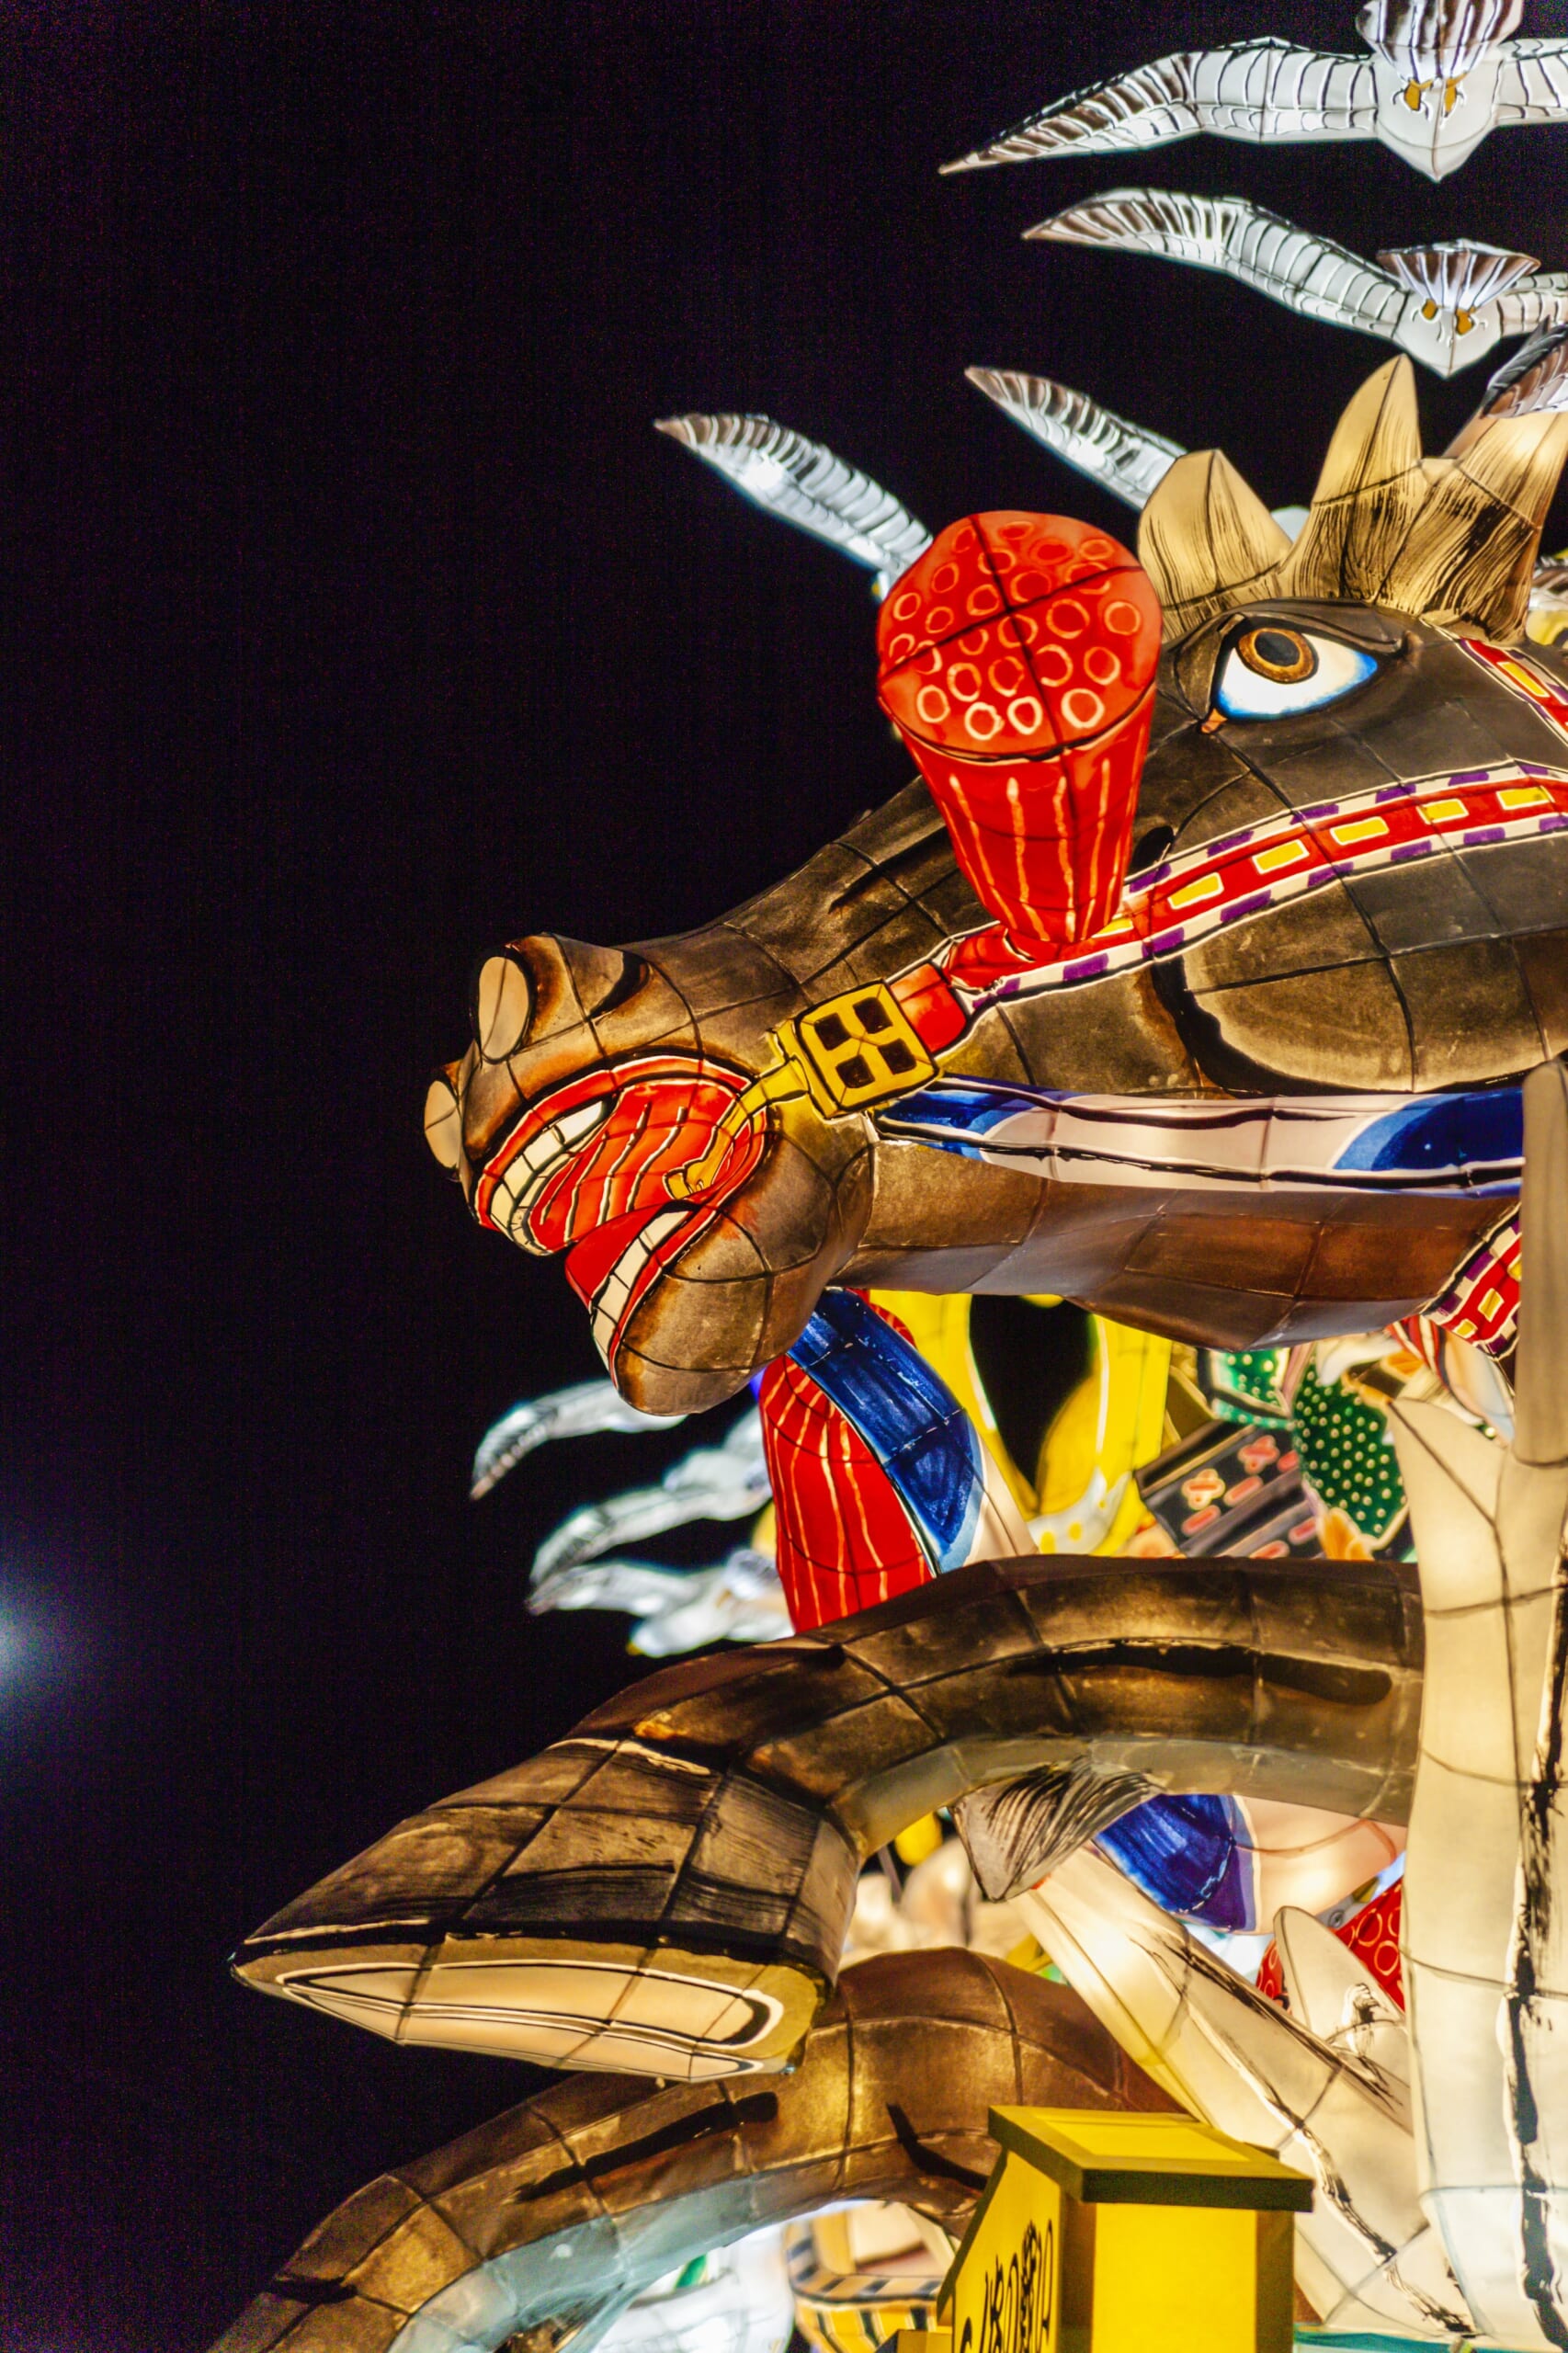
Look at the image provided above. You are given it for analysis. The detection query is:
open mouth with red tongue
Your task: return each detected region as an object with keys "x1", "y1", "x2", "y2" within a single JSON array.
[{"x1": 472, "y1": 1051, "x2": 767, "y2": 1377}]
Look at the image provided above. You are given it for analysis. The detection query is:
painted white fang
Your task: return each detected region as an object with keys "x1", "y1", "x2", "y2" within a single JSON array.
[
  {"x1": 557, "y1": 1099, "x2": 613, "y2": 1147},
  {"x1": 655, "y1": 415, "x2": 932, "y2": 597},
  {"x1": 964, "y1": 369, "x2": 1182, "y2": 510},
  {"x1": 944, "y1": 4, "x2": 1566, "y2": 182},
  {"x1": 587, "y1": 1207, "x2": 693, "y2": 1366},
  {"x1": 1030, "y1": 191, "x2": 1568, "y2": 376},
  {"x1": 490, "y1": 1099, "x2": 615, "y2": 1244}
]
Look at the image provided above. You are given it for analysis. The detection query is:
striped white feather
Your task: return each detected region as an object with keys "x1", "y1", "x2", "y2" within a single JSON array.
[
  {"x1": 656, "y1": 414, "x2": 931, "y2": 597},
  {"x1": 942, "y1": 40, "x2": 1376, "y2": 173},
  {"x1": 965, "y1": 368, "x2": 1182, "y2": 510},
  {"x1": 1030, "y1": 191, "x2": 1568, "y2": 376}
]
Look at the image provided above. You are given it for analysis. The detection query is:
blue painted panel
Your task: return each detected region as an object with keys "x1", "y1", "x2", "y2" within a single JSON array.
[
  {"x1": 1099, "y1": 1793, "x2": 1255, "y2": 1930},
  {"x1": 788, "y1": 1289, "x2": 986, "y2": 1572},
  {"x1": 1335, "y1": 1086, "x2": 1521, "y2": 1178}
]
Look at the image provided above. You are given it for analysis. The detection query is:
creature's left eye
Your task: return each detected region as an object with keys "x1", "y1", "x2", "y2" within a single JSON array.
[{"x1": 1213, "y1": 625, "x2": 1379, "y2": 722}]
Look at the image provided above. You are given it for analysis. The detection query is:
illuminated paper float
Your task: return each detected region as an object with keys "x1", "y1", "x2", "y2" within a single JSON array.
[{"x1": 427, "y1": 366, "x2": 1568, "y2": 1422}]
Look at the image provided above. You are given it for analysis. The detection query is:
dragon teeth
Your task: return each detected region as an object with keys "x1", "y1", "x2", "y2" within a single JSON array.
[
  {"x1": 591, "y1": 1209, "x2": 687, "y2": 1360},
  {"x1": 493, "y1": 1097, "x2": 615, "y2": 1239}
]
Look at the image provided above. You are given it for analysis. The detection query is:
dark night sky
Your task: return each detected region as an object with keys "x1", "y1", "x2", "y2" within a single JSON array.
[{"x1": 5, "y1": 4, "x2": 1568, "y2": 2343}]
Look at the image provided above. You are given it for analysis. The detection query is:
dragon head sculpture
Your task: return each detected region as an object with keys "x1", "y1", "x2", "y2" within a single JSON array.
[{"x1": 426, "y1": 360, "x2": 1568, "y2": 1414}]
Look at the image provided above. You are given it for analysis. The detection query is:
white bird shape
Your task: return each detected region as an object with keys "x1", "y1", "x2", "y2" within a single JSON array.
[
  {"x1": 1028, "y1": 190, "x2": 1568, "y2": 376},
  {"x1": 943, "y1": 1, "x2": 1568, "y2": 183}
]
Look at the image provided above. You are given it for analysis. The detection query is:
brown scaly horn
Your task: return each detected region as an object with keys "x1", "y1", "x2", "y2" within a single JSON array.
[
  {"x1": 1135, "y1": 447, "x2": 1290, "y2": 637},
  {"x1": 1283, "y1": 355, "x2": 1428, "y2": 607},
  {"x1": 208, "y1": 1949, "x2": 1171, "y2": 2353},
  {"x1": 232, "y1": 1552, "x2": 1422, "y2": 2077}
]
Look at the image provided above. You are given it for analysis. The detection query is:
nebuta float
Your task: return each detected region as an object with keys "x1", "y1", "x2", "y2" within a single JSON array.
[{"x1": 216, "y1": 38, "x2": 1568, "y2": 2340}]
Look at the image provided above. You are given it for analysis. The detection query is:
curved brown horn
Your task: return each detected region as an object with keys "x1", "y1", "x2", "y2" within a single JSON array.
[
  {"x1": 233, "y1": 1552, "x2": 1422, "y2": 2075},
  {"x1": 210, "y1": 1949, "x2": 1171, "y2": 2353}
]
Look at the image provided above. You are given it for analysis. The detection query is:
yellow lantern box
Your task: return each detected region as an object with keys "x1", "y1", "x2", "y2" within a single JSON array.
[{"x1": 904, "y1": 2108, "x2": 1312, "y2": 2353}]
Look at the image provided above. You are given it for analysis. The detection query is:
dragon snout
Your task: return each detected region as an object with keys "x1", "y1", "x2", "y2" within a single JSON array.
[
  {"x1": 423, "y1": 949, "x2": 539, "y2": 1185},
  {"x1": 423, "y1": 933, "x2": 649, "y2": 1188},
  {"x1": 422, "y1": 1056, "x2": 469, "y2": 1180}
]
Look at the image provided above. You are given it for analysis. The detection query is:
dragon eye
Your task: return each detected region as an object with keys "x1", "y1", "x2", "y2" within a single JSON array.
[{"x1": 1214, "y1": 626, "x2": 1379, "y2": 721}]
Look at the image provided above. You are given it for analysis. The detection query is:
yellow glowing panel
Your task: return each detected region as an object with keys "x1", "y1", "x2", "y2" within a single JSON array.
[
  {"x1": 1328, "y1": 816, "x2": 1389, "y2": 846},
  {"x1": 945, "y1": 2133, "x2": 1063, "y2": 2353},
  {"x1": 940, "y1": 2111, "x2": 1307, "y2": 2353},
  {"x1": 1499, "y1": 785, "x2": 1552, "y2": 809},
  {"x1": 1421, "y1": 797, "x2": 1468, "y2": 823},
  {"x1": 1095, "y1": 2203, "x2": 1259, "y2": 2353},
  {"x1": 1169, "y1": 873, "x2": 1223, "y2": 908},
  {"x1": 1254, "y1": 840, "x2": 1309, "y2": 873},
  {"x1": 991, "y1": 2109, "x2": 1310, "y2": 2205}
]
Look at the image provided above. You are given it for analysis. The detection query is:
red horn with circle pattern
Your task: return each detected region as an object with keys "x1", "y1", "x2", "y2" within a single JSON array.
[{"x1": 877, "y1": 512, "x2": 1162, "y2": 952}]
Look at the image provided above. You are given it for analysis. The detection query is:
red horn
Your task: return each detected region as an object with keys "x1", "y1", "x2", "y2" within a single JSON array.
[{"x1": 878, "y1": 512, "x2": 1162, "y2": 952}]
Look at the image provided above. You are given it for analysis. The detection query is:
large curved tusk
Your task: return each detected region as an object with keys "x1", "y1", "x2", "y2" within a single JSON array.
[
  {"x1": 209, "y1": 1947, "x2": 1171, "y2": 2353},
  {"x1": 233, "y1": 1552, "x2": 1422, "y2": 2074}
]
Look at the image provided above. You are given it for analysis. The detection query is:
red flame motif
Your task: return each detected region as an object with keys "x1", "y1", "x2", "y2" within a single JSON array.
[{"x1": 878, "y1": 512, "x2": 1162, "y2": 951}]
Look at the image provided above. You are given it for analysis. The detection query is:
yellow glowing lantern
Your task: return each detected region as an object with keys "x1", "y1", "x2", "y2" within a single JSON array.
[{"x1": 894, "y1": 2108, "x2": 1311, "y2": 2353}]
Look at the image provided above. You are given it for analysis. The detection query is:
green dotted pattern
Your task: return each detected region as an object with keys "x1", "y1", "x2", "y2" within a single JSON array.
[
  {"x1": 1205, "y1": 1347, "x2": 1293, "y2": 1428},
  {"x1": 1203, "y1": 1349, "x2": 1408, "y2": 1550},
  {"x1": 1291, "y1": 1363, "x2": 1406, "y2": 1547}
]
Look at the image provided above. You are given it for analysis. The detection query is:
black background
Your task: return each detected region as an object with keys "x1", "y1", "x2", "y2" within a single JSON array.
[{"x1": 5, "y1": 4, "x2": 1567, "y2": 2342}]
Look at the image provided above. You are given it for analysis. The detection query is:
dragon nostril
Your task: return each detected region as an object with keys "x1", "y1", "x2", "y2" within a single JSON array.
[
  {"x1": 473, "y1": 953, "x2": 533, "y2": 1062},
  {"x1": 424, "y1": 1075, "x2": 464, "y2": 1174}
]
